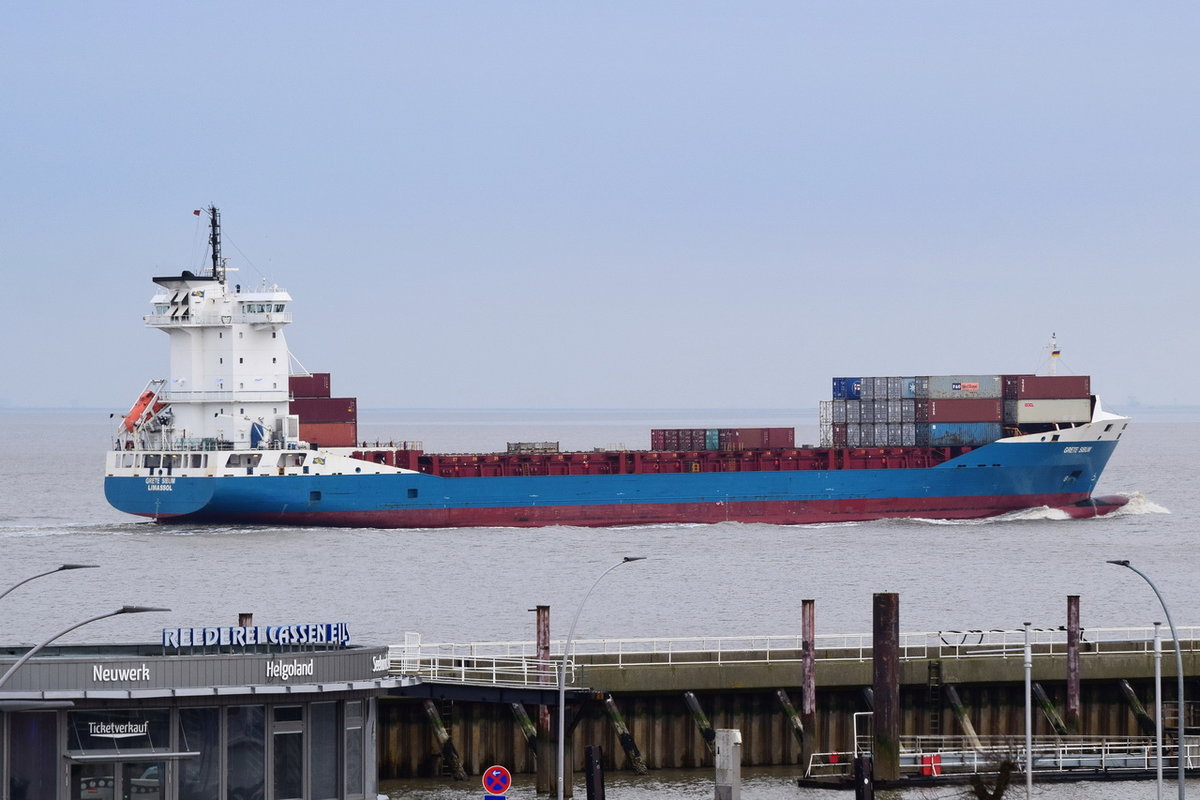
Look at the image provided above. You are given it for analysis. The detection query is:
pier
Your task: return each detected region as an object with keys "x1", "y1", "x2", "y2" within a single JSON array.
[{"x1": 377, "y1": 624, "x2": 1200, "y2": 784}]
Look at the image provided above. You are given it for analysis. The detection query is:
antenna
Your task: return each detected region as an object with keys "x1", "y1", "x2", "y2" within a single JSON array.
[{"x1": 207, "y1": 205, "x2": 224, "y2": 284}]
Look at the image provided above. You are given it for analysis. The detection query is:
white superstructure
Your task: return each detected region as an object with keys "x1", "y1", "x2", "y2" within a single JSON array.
[{"x1": 116, "y1": 207, "x2": 301, "y2": 452}]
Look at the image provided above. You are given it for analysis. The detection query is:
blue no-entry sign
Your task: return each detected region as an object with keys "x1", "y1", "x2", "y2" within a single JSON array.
[{"x1": 483, "y1": 765, "x2": 512, "y2": 795}]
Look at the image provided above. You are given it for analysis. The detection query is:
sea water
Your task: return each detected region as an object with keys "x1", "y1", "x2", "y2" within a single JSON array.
[{"x1": 0, "y1": 406, "x2": 1192, "y2": 797}]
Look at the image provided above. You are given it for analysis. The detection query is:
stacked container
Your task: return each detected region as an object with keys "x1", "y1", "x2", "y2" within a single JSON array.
[
  {"x1": 289, "y1": 373, "x2": 358, "y2": 447},
  {"x1": 822, "y1": 373, "x2": 1089, "y2": 448},
  {"x1": 651, "y1": 427, "x2": 795, "y2": 451}
]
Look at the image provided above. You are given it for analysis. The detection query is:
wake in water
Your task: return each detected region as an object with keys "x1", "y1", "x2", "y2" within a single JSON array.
[{"x1": 900, "y1": 491, "x2": 1169, "y2": 526}]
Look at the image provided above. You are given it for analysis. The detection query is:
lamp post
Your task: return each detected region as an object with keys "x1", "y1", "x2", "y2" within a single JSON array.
[
  {"x1": 557, "y1": 557, "x2": 645, "y2": 800},
  {"x1": 1107, "y1": 560, "x2": 1185, "y2": 800},
  {"x1": 0, "y1": 564, "x2": 99, "y2": 602},
  {"x1": 1023, "y1": 622, "x2": 1033, "y2": 800},
  {"x1": 0, "y1": 606, "x2": 169, "y2": 691}
]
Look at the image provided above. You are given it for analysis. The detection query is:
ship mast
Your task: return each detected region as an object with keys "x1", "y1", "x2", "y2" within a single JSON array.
[
  {"x1": 1047, "y1": 333, "x2": 1060, "y2": 376},
  {"x1": 207, "y1": 205, "x2": 224, "y2": 284}
]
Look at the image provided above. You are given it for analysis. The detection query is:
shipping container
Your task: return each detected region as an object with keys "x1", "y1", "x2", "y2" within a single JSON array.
[
  {"x1": 920, "y1": 421, "x2": 1003, "y2": 447},
  {"x1": 901, "y1": 378, "x2": 919, "y2": 399},
  {"x1": 901, "y1": 422, "x2": 916, "y2": 447},
  {"x1": 926, "y1": 375, "x2": 1003, "y2": 399},
  {"x1": 873, "y1": 377, "x2": 890, "y2": 399},
  {"x1": 901, "y1": 399, "x2": 916, "y2": 423},
  {"x1": 916, "y1": 398, "x2": 1003, "y2": 423},
  {"x1": 705, "y1": 429, "x2": 720, "y2": 450},
  {"x1": 828, "y1": 400, "x2": 846, "y2": 424},
  {"x1": 873, "y1": 423, "x2": 888, "y2": 446},
  {"x1": 831, "y1": 423, "x2": 847, "y2": 447},
  {"x1": 1003, "y1": 375, "x2": 1091, "y2": 400},
  {"x1": 832, "y1": 377, "x2": 862, "y2": 400},
  {"x1": 298, "y1": 421, "x2": 357, "y2": 448},
  {"x1": 846, "y1": 399, "x2": 861, "y2": 423},
  {"x1": 887, "y1": 399, "x2": 904, "y2": 424},
  {"x1": 290, "y1": 397, "x2": 357, "y2": 423},
  {"x1": 289, "y1": 373, "x2": 332, "y2": 399},
  {"x1": 1004, "y1": 398, "x2": 1092, "y2": 424},
  {"x1": 507, "y1": 442, "x2": 560, "y2": 454},
  {"x1": 847, "y1": 423, "x2": 863, "y2": 448},
  {"x1": 860, "y1": 378, "x2": 875, "y2": 400}
]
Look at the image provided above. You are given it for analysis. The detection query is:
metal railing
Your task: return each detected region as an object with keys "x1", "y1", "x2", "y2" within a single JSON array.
[
  {"x1": 144, "y1": 312, "x2": 292, "y2": 326},
  {"x1": 390, "y1": 626, "x2": 1200, "y2": 685},
  {"x1": 806, "y1": 734, "x2": 1199, "y2": 779}
]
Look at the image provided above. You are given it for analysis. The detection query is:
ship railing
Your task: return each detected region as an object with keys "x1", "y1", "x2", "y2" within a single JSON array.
[
  {"x1": 806, "y1": 734, "x2": 1167, "y2": 779},
  {"x1": 144, "y1": 312, "x2": 292, "y2": 326},
  {"x1": 159, "y1": 390, "x2": 290, "y2": 403},
  {"x1": 389, "y1": 626, "x2": 1200, "y2": 682}
]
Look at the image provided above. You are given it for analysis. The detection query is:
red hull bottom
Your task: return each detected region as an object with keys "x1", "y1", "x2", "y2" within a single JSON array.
[{"x1": 146, "y1": 492, "x2": 1122, "y2": 529}]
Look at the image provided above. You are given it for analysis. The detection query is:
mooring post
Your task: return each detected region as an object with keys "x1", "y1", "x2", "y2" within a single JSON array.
[
  {"x1": 1066, "y1": 594, "x2": 1081, "y2": 733},
  {"x1": 853, "y1": 752, "x2": 875, "y2": 800},
  {"x1": 684, "y1": 691, "x2": 717, "y2": 754},
  {"x1": 421, "y1": 699, "x2": 467, "y2": 781},
  {"x1": 801, "y1": 598, "x2": 817, "y2": 768},
  {"x1": 1118, "y1": 679, "x2": 1158, "y2": 736},
  {"x1": 714, "y1": 729, "x2": 742, "y2": 800},
  {"x1": 534, "y1": 604, "x2": 553, "y2": 795},
  {"x1": 872, "y1": 592, "x2": 900, "y2": 782},
  {"x1": 584, "y1": 744, "x2": 605, "y2": 800},
  {"x1": 943, "y1": 685, "x2": 984, "y2": 751},
  {"x1": 603, "y1": 694, "x2": 648, "y2": 774}
]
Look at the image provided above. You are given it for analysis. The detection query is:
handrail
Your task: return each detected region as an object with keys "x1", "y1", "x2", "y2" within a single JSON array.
[{"x1": 389, "y1": 626, "x2": 1200, "y2": 685}]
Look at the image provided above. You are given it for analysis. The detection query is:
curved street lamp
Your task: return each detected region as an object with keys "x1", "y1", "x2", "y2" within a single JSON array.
[
  {"x1": 557, "y1": 556, "x2": 646, "y2": 800},
  {"x1": 1107, "y1": 560, "x2": 1185, "y2": 800},
  {"x1": 0, "y1": 564, "x2": 99, "y2": 603},
  {"x1": 0, "y1": 606, "x2": 170, "y2": 691}
]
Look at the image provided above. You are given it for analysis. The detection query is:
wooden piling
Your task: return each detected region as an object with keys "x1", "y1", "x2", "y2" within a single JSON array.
[
  {"x1": 584, "y1": 744, "x2": 606, "y2": 800},
  {"x1": 801, "y1": 598, "x2": 817, "y2": 768},
  {"x1": 512, "y1": 702, "x2": 538, "y2": 750},
  {"x1": 422, "y1": 699, "x2": 467, "y2": 781},
  {"x1": 872, "y1": 592, "x2": 900, "y2": 782},
  {"x1": 1118, "y1": 679, "x2": 1157, "y2": 735},
  {"x1": 1032, "y1": 683, "x2": 1069, "y2": 736},
  {"x1": 1067, "y1": 595, "x2": 1081, "y2": 733},
  {"x1": 942, "y1": 685, "x2": 984, "y2": 751},
  {"x1": 535, "y1": 604, "x2": 553, "y2": 795},
  {"x1": 775, "y1": 689, "x2": 806, "y2": 748},
  {"x1": 603, "y1": 694, "x2": 648, "y2": 775},
  {"x1": 683, "y1": 691, "x2": 717, "y2": 753}
]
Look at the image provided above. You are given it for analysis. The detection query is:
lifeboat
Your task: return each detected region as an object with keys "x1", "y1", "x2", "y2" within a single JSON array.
[{"x1": 123, "y1": 391, "x2": 166, "y2": 433}]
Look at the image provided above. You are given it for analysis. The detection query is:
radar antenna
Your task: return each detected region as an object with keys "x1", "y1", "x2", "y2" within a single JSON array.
[{"x1": 207, "y1": 205, "x2": 224, "y2": 284}]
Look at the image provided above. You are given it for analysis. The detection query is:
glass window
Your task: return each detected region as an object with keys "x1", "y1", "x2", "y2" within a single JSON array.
[
  {"x1": 179, "y1": 707, "x2": 220, "y2": 800},
  {"x1": 10, "y1": 712, "x2": 56, "y2": 800},
  {"x1": 274, "y1": 732, "x2": 303, "y2": 799},
  {"x1": 346, "y1": 701, "x2": 364, "y2": 796},
  {"x1": 311, "y1": 702, "x2": 339, "y2": 799},
  {"x1": 68, "y1": 709, "x2": 170, "y2": 751},
  {"x1": 228, "y1": 705, "x2": 265, "y2": 800}
]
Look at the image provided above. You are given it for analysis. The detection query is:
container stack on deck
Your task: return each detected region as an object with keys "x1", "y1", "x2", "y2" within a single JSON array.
[
  {"x1": 820, "y1": 374, "x2": 1093, "y2": 448},
  {"x1": 289, "y1": 373, "x2": 358, "y2": 447},
  {"x1": 650, "y1": 428, "x2": 795, "y2": 451}
]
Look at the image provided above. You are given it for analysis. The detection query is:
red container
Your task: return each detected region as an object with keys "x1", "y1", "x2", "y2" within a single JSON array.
[
  {"x1": 290, "y1": 397, "x2": 357, "y2": 423},
  {"x1": 1003, "y1": 375, "x2": 1091, "y2": 400},
  {"x1": 651, "y1": 430, "x2": 666, "y2": 450},
  {"x1": 917, "y1": 398, "x2": 1003, "y2": 423},
  {"x1": 289, "y1": 373, "x2": 332, "y2": 399},
  {"x1": 299, "y1": 421, "x2": 358, "y2": 447}
]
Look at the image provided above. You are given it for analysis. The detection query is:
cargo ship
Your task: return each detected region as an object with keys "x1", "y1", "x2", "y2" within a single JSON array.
[{"x1": 104, "y1": 208, "x2": 1130, "y2": 527}]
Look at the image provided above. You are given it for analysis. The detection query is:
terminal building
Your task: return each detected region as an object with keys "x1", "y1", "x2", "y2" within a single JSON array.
[{"x1": 0, "y1": 619, "x2": 411, "y2": 800}]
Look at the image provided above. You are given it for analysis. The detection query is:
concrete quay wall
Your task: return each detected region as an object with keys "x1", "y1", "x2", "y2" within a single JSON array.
[{"x1": 377, "y1": 646, "x2": 1198, "y2": 778}]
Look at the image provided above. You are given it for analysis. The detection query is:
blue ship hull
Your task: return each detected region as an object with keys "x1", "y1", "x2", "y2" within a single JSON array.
[{"x1": 104, "y1": 438, "x2": 1123, "y2": 528}]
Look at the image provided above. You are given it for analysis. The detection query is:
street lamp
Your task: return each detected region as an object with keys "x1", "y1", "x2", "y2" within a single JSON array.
[
  {"x1": 557, "y1": 557, "x2": 645, "y2": 800},
  {"x1": 0, "y1": 564, "x2": 99, "y2": 602},
  {"x1": 1107, "y1": 560, "x2": 1185, "y2": 800},
  {"x1": 0, "y1": 606, "x2": 169, "y2": 691}
]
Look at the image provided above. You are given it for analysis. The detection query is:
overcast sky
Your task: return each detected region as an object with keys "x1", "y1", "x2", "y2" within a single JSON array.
[{"x1": 2, "y1": 3, "x2": 1196, "y2": 411}]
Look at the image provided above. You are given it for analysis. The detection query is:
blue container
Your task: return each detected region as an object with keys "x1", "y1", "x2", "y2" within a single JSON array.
[
  {"x1": 705, "y1": 429, "x2": 720, "y2": 450},
  {"x1": 832, "y1": 377, "x2": 862, "y2": 400},
  {"x1": 922, "y1": 422, "x2": 1003, "y2": 447}
]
